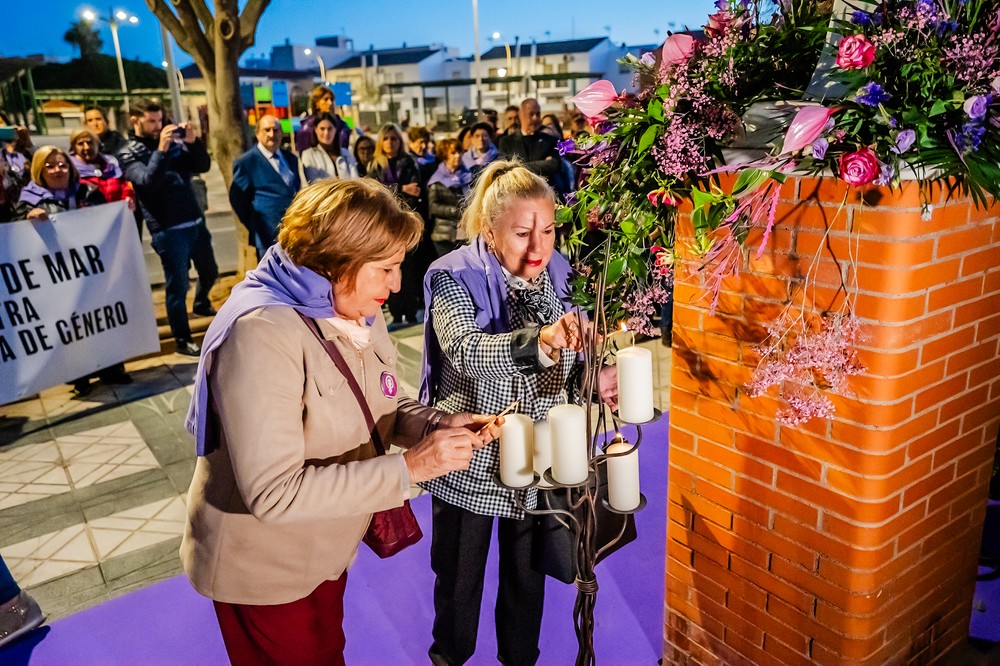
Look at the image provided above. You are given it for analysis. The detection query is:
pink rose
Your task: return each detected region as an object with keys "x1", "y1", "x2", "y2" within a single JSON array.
[
  {"x1": 835, "y1": 35, "x2": 875, "y2": 70},
  {"x1": 838, "y1": 147, "x2": 881, "y2": 186},
  {"x1": 705, "y1": 10, "x2": 744, "y2": 39}
]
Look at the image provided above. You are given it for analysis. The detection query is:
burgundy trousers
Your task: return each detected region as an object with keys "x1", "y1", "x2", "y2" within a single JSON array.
[{"x1": 213, "y1": 575, "x2": 347, "y2": 666}]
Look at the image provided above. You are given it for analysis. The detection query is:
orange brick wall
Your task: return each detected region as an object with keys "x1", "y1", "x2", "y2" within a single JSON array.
[{"x1": 665, "y1": 176, "x2": 1000, "y2": 665}]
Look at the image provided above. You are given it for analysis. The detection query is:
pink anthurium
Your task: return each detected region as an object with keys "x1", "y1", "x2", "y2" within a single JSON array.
[
  {"x1": 781, "y1": 105, "x2": 836, "y2": 154},
  {"x1": 661, "y1": 33, "x2": 697, "y2": 67},
  {"x1": 570, "y1": 80, "x2": 619, "y2": 118}
]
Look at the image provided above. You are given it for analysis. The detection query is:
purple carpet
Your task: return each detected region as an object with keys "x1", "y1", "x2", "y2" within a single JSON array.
[
  {"x1": 5, "y1": 417, "x2": 998, "y2": 665},
  {"x1": 1, "y1": 419, "x2": 670, "y2": 665}
]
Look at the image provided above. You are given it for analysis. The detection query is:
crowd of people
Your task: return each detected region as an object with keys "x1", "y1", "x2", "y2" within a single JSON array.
[
  {"x1": 0, "y1": 85, "x2": 611, "y2": 662},
  {"x1": 225, "y1": 85, "x2": 591, "y2": 332}
]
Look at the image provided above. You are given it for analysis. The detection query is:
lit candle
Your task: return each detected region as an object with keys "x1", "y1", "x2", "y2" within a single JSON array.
[
  {"x1": 548, "y1": 404, "x2": 589, "y2": 485},
  {"x1": 616, "y1": 345, "x2": 654, "y2": 423},
  {"x1": 533, "y1": 420, "x2": 553, "y2": 488},
  {"x1": 605, "y1": 434, "x2": 640, "y2": 511},
  {"x1": 499, "y1": 414, "x2": 535, "y2": 487}
]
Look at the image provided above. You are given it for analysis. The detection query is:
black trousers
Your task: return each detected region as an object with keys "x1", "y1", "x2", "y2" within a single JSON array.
[{"x1": 429, "y1": 496, "x2": 545, "y2": 666}]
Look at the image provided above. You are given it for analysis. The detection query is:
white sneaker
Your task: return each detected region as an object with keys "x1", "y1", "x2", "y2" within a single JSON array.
[{"x1": 0, "y1": 592, "x2": 44, "y2": 649}]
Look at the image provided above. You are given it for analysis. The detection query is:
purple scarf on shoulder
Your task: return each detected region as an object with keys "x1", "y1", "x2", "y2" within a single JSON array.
[
  {"x1": 419, "y1": 236, "x2": 573, "y2": 405},
  {"x1": 427, "y1": 162, "x2": 471, "y2": 192},
  {"x1": 71, "y1": 154, "x2": 123, "y2": 180},
  {"x1": 185, "y1": 245, "x2": 338, "y2": 455},
  {"x1": 460, "y1": 145, "x2": 499, "y2": 170}
]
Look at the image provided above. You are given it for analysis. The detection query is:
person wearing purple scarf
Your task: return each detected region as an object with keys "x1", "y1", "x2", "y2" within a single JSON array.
[
  {"x1": 460, "y1": 121, "x2": 500, "y2": 181},
  {"x1": 419, "y1": 160, "x2": 619, "y2": 666},
  {"x1": 15, "y1": 146, "x2": 105, "y2": 221},
  {"x1": 428, "y1": 137, "x2": 473, "y2": 256},
  {"x1": 180, "y1": 178, "x2": 502, "y2": 665},
  {"x1": 68, "y1": 128, "x2": 133, "y2": 206}
]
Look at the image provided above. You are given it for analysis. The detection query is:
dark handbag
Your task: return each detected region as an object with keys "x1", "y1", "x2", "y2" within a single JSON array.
[
  {"x1": 299, "y1": 313, "x2": 423, "y2": 558},
  {"x1": 531, "y1": 460, "x2": 637, "y2": 584}
]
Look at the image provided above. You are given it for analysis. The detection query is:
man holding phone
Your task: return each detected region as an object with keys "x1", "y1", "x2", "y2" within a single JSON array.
[{"x1": 117, "y1": 99, "x2": 218, "y2": 357}]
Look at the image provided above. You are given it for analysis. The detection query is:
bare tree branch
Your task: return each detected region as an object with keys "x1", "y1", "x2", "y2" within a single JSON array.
[
  {"x1": 145, "y1": 0, "x2": 213, "y2": 70},
  {"x1": 188, "y1": 0, "x2": 215, "y2": 37},
  {"x1": 239, "y1": 0, "x2": 271, "y2": 54}
]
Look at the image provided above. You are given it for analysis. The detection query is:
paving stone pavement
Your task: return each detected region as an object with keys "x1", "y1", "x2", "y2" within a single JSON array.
[{"x1": 0, "y1": 319, "x2": 674, "y2": 622}]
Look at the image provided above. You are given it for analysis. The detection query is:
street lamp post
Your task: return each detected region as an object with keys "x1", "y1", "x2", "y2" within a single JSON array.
[
  {"x1": 304, "y1": 48, "x2": 326, "y2": 82},
  {"x1": 81, "y1": 7, "x2": 138, "y2": 115},
  {"x1": 160, "y1": 23, "x2": 185, "y2": 122},
  {"x1": 472, "y1": 0, "x2": 482, "y2": 110}
]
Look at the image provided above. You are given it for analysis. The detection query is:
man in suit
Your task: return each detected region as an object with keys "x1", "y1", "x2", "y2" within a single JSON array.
[
  {"x1": 497, "y1": 98, "x2": 564, "y2": 194},
  {"x1": 229, "y1": 115, "x2": 301, "y2": 261}
]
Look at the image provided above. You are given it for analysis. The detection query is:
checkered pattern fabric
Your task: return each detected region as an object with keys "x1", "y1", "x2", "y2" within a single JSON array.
[{"x1": 419, "y1": 270, "x2": 578, "y2": 518}]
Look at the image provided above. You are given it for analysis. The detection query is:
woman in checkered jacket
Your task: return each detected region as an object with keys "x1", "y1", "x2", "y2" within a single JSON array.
[{"x1": 418, "y1": 160, "x2": 618, "y2": 666}]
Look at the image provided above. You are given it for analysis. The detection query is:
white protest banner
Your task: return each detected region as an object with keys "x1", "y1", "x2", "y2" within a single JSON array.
[{"x1": 0, "y1": 201, "x2": 159, "y2": 404}]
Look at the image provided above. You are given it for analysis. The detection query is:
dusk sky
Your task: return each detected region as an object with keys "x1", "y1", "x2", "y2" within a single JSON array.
[{"x1": 8, "y1": 1, "x2": 718, "y2": 67}]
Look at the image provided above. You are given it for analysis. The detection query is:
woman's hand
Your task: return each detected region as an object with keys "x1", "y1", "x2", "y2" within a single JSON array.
[
  {"x1": 440, "y1": 412, "x2": 505, "y2": 449},
  {"x1": 403, "y1": 427, "x2": 479, "y2": 483},
  {"x1": 540, "y1": 311, "x2": 583, "y2": 356},
  {"x1": 26, "y1": 207, "x2": 48, "y2": 221},
  {"x1": 598, "y1": 365, "x2": 619, "y2": 411},
  {"x1": 401, "y1": 182, "x2": 421, "y2": 197}
]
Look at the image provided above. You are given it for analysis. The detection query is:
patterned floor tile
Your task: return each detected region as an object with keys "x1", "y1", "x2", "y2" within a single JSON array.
[
  {"x1": 87, "y1": 496, "x2": 186, "y2": 560},
  {"x1": 56, "y1": 422, "x2": 159, "y2": 489},
  {"x1": 1, "y1": 524, "x2": 97, "y2": 587}
]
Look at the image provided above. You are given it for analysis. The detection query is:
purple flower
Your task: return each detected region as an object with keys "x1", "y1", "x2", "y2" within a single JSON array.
[
  {"x1": 855, "y1": 82, "x2": 892, "y2": 107},
  {"x1": 557, "y1": 138, "x2": 577, "y2": 155},
  {"x1": 811, "y1": 137, "x2": 829, "y2": 160},
  {"x1": 893, "y1": 129, "x2": 916, "y2": 154},
  {"x1": 964, "y1": 94, "x2": 991, "y2": 122},
  {"x1": 873, "y1": 161, "x2": 895, "y2": 186},
  {"x1": 639, "y1": 52, "x2": 656, "y2": 67},
  {"x1": 714, "y1": 0, "x2": 727, "y2": 9},
  {"x1": 851, "y1": 10, "x2": 872, "y2": 26},
  {"x1": 956, "y1": 123, "x2": 987, "y2": 152},
  {"x1": 596, "y1": 120, "x2": 615, "y2": 135},
  {"x1": 562, "y1": 192, "x2": 578, "y2": 206}
]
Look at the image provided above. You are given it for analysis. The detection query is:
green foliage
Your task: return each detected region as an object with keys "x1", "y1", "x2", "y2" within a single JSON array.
[{"x1": 32, "y1": 55, "x2": 168, "y2": 91}]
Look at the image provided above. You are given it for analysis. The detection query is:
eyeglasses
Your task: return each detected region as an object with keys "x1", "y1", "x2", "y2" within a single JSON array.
[{"x1": 44, "y1": 162, "x2": 70, "y2": 171}]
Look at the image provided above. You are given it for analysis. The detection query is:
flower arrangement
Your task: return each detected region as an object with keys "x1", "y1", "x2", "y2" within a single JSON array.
[
  {"x1": 565, "y1": 0, "x2": 1000, "y2": 424},
  {"x1": 778, "y1": 0, "x2": 1000, "y2": 205},
  {"x1": 562, "y1": 0, "x2": 832, "y2": 337}
]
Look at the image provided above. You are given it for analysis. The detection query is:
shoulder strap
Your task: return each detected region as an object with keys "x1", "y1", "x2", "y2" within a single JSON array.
[{"x1": 297, "y1": 312, "x2": 387, "y2": 456}]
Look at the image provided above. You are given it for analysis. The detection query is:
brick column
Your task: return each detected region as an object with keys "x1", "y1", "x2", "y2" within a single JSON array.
[{"x1": 665, "y1": 176, "x2": 1000, "y2": 665}]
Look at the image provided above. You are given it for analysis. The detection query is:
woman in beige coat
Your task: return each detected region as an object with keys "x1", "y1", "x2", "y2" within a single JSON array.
[{"x1": 181, "y1": 178, "x2": 501, "y2": 665}]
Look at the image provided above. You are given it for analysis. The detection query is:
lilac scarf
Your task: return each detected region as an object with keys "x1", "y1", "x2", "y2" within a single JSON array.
[
  {"x1": 18, "y1": 181, "x2": 75, "y2": 208},
  {"x1": 71, "y1": 154, "x2": 123, "y2": 180},
  {"x1": 427, "y1": 162, "x2": 471, "y2": 192},
  {"x1": 419, "y1": 236, "x2": 573, "y2": 405},
  {"x1": 185, "y1": 245, "x2": 338, "y2": 455},
  {"x1": 461, "y1": 145, "x2": 499, "y2": 170}
]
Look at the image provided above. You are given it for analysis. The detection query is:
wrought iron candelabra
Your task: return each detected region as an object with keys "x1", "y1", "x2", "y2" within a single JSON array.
[{"x1": 492, "y1": 252, "x2": 662, "y2": 665}]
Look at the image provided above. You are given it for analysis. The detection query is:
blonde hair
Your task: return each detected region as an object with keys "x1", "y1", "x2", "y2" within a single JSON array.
[
  {"x1": 69, "y1": 128, "x2": 101, "y2": 155},
  {"x1": 30, "y1": 146, "x2": 78, "y2": 188},
  {"x1": 461, "y1": 160, "x2": 555, "y2": 238},
  {"x1": 372, "y1": 123, "x2": 405, "y2": 170},
  {"x1": 278, "y1": 178, "x2": 422, "y2": 288}
]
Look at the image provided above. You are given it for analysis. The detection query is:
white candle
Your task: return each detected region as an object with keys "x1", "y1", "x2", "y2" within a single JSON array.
[
  {"x1": 617, "y1": 345, "x2": 654, "y2": 423},
  {"x1": 499, "y1": 414, "x2": 535, "y2": 487},
  {"x1": 533, "y1": 420, "x2": 553, "y2": 488},
  {"x1": 605, "y1": 436, "x2": 640, "y2": 511},
  {"x1": 548, "y1": 404, "x2": 589, "y2": 485}
]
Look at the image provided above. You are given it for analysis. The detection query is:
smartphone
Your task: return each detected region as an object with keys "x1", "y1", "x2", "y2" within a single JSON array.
[
  {"x1": 173, "y1": 126, "x2": 186, "y2": 140},
  {"x1": 0, "y1": 127, "x2": 16, "y2": 142}
]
